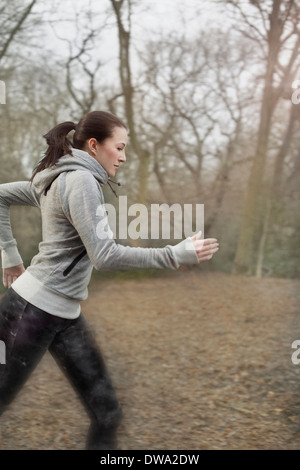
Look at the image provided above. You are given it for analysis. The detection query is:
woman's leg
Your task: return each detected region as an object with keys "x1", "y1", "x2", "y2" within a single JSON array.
[
  {"x1": 0, "y1": 288, "x2": 64, "y2": 415},
  {"x1": 0, "y1": 288, "x2": 122, "y2": 449},
  {"x1": 48, "y1": 313, "x2": 122, "y2": 450}
]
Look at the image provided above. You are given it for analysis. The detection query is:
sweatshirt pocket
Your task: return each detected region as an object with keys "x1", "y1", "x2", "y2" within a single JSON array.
[{"x1": 63, "y1": 249, "x2": 87, "y2": 277}]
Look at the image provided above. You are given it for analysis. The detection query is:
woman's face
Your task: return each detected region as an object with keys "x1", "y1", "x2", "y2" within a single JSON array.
[{"x1": 87, "y1": 126, "x2": 127, "y2": 177}]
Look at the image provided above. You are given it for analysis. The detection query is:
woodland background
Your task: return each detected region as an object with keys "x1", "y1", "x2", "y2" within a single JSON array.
[
  {"x1": 1, "y1": 0, "x2": 300, "y2": 281},
  {"x1": 1, "y1": 0, "x2": 300, "y2": 451}
]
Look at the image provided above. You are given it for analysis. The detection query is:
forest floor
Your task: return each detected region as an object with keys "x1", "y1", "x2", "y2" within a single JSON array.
[{"x1": 1, "y1": 269, "x2": 300, "y2": 450}]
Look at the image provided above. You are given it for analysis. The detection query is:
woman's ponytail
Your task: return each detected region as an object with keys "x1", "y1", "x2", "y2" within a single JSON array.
[
  {"x1": 30, "y1": 111, "x2": 127, "y2": 183},
  {"x1": 30, "y1": 121, "x2": 76, "y2": 182}
]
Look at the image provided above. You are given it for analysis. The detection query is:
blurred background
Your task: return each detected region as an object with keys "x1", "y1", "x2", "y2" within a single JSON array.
[
  {"x1": 0, "y1": 0, "x2": 300, "y2": 282},
  {"x1": 1, "y1": 0, "x2": 300, "y2": 451}
]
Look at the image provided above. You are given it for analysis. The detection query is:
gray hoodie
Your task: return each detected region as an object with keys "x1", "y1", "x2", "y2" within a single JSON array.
[{"x1": 0, "y1": 148, "x2": 199, "y2": 319}]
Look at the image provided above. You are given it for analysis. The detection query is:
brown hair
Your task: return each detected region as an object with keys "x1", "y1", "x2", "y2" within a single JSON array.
[{"x1": 30, "y1": 111, "x2": 127, "y2": 182}]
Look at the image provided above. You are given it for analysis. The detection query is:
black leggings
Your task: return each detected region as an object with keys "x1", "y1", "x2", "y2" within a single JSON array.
[{"x1": 0, "y1": 287, "x2": 122, "y2": 450}]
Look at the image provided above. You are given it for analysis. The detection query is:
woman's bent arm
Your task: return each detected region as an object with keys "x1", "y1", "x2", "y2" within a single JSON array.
[{"x1": 0, "y1": 181, "x2": 40, "y2": 268}]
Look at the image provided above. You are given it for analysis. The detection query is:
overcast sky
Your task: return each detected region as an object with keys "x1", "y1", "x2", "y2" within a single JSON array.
[{"x1": 35, "y1": 0, "x2": 230, "y2": 58}]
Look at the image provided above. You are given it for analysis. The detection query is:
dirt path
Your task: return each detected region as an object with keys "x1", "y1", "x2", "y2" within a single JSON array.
[{"x1": 1, "y1": 270, "x2": 300, "y2": 450}]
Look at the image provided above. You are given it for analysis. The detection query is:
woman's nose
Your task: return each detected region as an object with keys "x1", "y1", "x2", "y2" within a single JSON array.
[{"x1": 120, "y1": 152, "x2": 126, "y2": 163}]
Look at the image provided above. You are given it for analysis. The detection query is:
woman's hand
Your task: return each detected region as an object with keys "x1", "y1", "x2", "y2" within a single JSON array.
[
  {"x1": 191, "y1": 231, "x2": 219, "y2": 262},
  {"x1": 2, "y1": 264, "x2": 25, "y2": 288}
]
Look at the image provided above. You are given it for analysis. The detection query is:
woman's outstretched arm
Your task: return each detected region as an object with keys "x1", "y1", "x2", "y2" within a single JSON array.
[{"x1": 63, "y1": 171, "x2": 219, "y2": 271}]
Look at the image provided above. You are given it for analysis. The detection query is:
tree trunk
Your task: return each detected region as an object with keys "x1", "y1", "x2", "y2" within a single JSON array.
[
  {"x1": 273, "y1": 104, "x2": 298, "y2": 196},
  {"x1": 111, "y1": 0, "x2": 150, "y2": 206},
  {"x1": 232, "y1": 0, "x2": 282, "y2": 275},
  {"x1": 255, "y1": 189, "x2": 272, "y2": 278}
]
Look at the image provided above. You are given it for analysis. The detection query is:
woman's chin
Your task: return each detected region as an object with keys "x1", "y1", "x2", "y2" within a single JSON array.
[{"x1": 108, "y1": 169, "x2": 116, "y2": 178}]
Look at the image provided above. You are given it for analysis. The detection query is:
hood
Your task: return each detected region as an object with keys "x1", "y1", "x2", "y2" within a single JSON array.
[{"x1": 32, "y1": 148, "x2": 109, "y2": 195}]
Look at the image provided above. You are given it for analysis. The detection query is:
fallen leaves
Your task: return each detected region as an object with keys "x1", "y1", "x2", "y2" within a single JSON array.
[{"x1": 0, "y1": 271, "x2": 300, "y2": 450}]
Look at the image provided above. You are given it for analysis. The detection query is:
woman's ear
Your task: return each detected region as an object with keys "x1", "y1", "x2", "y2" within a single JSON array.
[{"x1": 88, "y1": 138, "x2": 97, "y2": 155}]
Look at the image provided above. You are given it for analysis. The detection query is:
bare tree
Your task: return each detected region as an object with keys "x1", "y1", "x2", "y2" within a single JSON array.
[
  {"x1": 138, "y1": 29, "x2": 255, "y2": 215},
  {"x1": 228, "y1": 0, "x2": 300, "y2": 274},
  {"x1": 48, "y1": 9, "x2": 111, "y2": 118},
  {"x1": 255, "y1": 94, "x2": 300, "y2": 276},
  {"x1": 110, "y1": 0, "x2": 151, "y2": 205},
  {"x1": 0, "y1": 0, "x2": 37, "y2": 64}
]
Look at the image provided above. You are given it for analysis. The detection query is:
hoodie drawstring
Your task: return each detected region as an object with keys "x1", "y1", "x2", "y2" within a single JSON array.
[
  {"x1": 44, "y1": 174, "x2": 61, "y2": 196},
  {"x1": 43, "y1": 171, "x2": 121, "y2": 199},
  {"x1": 107, "y1": 179, "x2": 121, "y2": 198}
]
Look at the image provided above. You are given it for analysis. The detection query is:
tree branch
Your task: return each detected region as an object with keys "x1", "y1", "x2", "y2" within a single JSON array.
[{"x1": 0, "y1": 0, "x2": 37, "y2": 61}]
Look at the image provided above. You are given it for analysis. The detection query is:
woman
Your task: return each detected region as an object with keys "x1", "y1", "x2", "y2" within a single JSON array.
[{"x1": 0, "y1": 111, "x2": 219, "y2": 450}]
